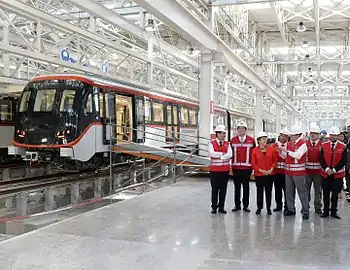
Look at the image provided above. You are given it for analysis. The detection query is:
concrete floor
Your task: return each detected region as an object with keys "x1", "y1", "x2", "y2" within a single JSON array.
[{"x1": 0, "y1": 177, "x2": 349, "y2": 270}]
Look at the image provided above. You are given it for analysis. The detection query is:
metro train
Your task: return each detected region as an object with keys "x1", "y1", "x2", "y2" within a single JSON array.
[
  {"x1": 0, "y1": 96, "x2": 19, "y2": 164},
  {"x1": 9, "y1": 74, "x2": 254, "y2": 169}
]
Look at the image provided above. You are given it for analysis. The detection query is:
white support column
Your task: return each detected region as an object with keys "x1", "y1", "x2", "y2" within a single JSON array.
[
  {"x1": 254, "y1": 91, "x2": 263, "y2": 136},
  {"x1": 199, "y1": 49, "x2": 214, "y2": 156},
  {"x1": 275, "y1": 104, "x2": 281, "y2": 134},
  {"x1": 147, "y1": 35, "x2": 154, "y2": 84},
  {"x1": 3, "y1": 22, "x2": 9, "y2": 77},
  {"x1": 287, "y1": 110, "x2": 293, "y2": 127}
]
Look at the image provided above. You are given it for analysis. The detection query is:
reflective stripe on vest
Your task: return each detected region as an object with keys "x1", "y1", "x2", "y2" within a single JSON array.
[
  {"x1": 276, "y1": 162, "x2": 285, "y2": 169},
  {"x1": 305, "y1": 162, "x2": 321, "y2": 169}
]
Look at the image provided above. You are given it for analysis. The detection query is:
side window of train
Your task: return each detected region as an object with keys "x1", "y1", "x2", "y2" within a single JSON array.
[
  {"x1": 0, "y1": 99, "x2": 12, "y2": 121},
  {"x1": 99, "y1": 92, "x2": 104, "y2": 118},
  {"x1": 181, "y1": 107, "x2": 189, "y2": 125},
  {"x1": 152, "y1": 101, "x2": 164, "y2": 123},
  {"x1": 84, "y1": 94, "x2": 93, "y2": 115},
  {"x1": 19, "y1": 90, "x2": 31, "y2": 112},
  {"x1": 144, "y1": 99, "x2": 152, "y2": 123},
  {"x1": 189, "y1": 109, "x2": 197, "y2": 126}
]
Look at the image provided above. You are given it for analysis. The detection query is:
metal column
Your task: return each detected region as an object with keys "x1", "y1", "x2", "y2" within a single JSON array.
[{"x1": 254, "y1": 91, "x2": 263, "y2": 136}]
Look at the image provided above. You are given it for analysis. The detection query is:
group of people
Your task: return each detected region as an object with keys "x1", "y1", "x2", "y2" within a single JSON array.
[{"x1": 208, "y1": 121, "x2": 347, "y2": 220}]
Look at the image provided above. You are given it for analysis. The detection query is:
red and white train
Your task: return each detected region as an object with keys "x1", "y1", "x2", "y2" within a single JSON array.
[{"x1": 9, "y1": 74, "x2": 255, "y2": 168}]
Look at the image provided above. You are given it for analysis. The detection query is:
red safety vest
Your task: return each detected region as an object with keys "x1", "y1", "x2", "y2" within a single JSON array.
[
  {"x1": 320, "y1": 141, "x2": 346, "y2": 179},
  {"x1": 306, "y1": 140, "x2": 322, "y2": 175},
  {"x1": 231, "y1": 135, "x2": 255, "y2": 170},
  {"x1": 210, "y1": 140, "x2": 230, "y2": 172},
  {"x1": 285, "y1": 139, "x2": 307, "y2": 176},
  {"x1": 273, "y1": 142, "x2": 286, "y2": 174}
]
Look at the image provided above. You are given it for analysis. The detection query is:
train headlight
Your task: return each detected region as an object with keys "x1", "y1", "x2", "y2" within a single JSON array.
[
  {"x1": 41, "y1": 138, "x2": 48, "y2": 143},
  {"x1": 17, "y1": 130, "x2": 26, "y2": 138}
]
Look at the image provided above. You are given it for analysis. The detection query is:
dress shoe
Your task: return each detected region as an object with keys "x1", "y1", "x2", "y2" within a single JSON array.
[
  {"x1": 315, "y1": 209, "x2": 322, "y2": 214},
  {"x1": 321, "y1": 213, "x2": 329, "y2": 218},
  {"x1": 284, "y1": 210, "x2": 296, "y2": 216},
  {"x1": 302, "y1": 214, "x2": 309, "y2": 220},
  {"x1": 218, "y1": 209, "x2": 227, "y2": 214},
  {"x1": 267, "y1": 209, "x2": 272, "y2": 215},
  {"x1": 273, "y1": 207, "x2": 282, "y2": 212},
  {"x1": 211, "y1": 209, "x2": 217, "y2": 214},
  {"x1": 243, "y1": 207, "x2": 250, "y2": 213},
  {"x1": 331, "y1": 214, "x2": 341, "y2": 219},
  {"x1": 255, "y1": 209, "x2": 261, "y2": 215},
  {"x1": 231, "y1": 207, "x2": 241, "y2": 212}
]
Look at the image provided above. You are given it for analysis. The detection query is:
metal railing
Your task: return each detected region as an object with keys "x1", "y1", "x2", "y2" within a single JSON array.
[{"x1": 106, "y1": 122, "x2": 211, "y2": 195}]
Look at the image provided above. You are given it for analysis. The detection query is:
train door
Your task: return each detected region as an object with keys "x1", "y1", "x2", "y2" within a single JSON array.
[
  {"x1": 115, "y1": 94, "x2": 133, "y2": 142},
  {"x1": 103, "y1": 92, "x2": 116, "y2": 144},
  {"x1": 166, "y1": 104, "x2": 179, "y2": 142}
]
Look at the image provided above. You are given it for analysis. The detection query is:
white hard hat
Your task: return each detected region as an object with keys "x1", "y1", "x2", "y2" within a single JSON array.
[
  {"x1": 237, "y1": 121, "x2": 247, "y2": 129},
  {"x1": 279, "y1": 129, "x2": 289, "y2": 136},
  {"x1": 214, "y1": 124, "x2": 226, "y2": 133},
  {"x1": 309, "y1": 124, "x2": 320, "y2": 133},
  {"x1": 328, "y1": 126, "x2": 340, "y2": 135},
  {"x1": 256, "y1": 131, "x2": 268, "y2": 139},
  {"x1": 289, "y1": 124, "x2": 303, "y2": 135}
]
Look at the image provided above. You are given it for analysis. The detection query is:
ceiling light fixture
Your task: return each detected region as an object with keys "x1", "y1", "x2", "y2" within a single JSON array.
[
  {"x1": 145, "y1": 19, "x2": 156, "y2": 32},
  {"x1": 297, "y1": 22, "x2": 306, "y2": 32}
]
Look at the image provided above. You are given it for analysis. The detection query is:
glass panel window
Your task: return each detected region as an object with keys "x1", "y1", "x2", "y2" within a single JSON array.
[
  {"x1": 85, "y1": 94, "x2": 93, "y2": 114},
  {"x1": 60, "y1": 90, "x2": 76, "y2": 112},
  {"x1": 173, "y1": 106, "x2": 178, "y2": 125},
  {"x1": 19, "y1": 91, "x2": 31, "y2": 112},
  {"x1": 34, "y1": 89, "x2": 56, "y2": 112},
  {"x1": 189, "y1": 110, "x2": 197, "y2": 125},
  {"x1": 99, "y1": 93, "x2": 104, "y2": 117},
  {"x1": 167, "y1": 105, "x2": 172, "y2": 124},
  {"x1": 145, "y1": 99, "x2": 152, "y2": 122},
  {"x1": 0, "y1": 100, "x2": 12, "y2": 121},
  {"x1": 181, "y1": 108, "x2": 189, "y2": 125},
  {"x1": 153, "y1": 102, "x2": 164, "y2": 122}
]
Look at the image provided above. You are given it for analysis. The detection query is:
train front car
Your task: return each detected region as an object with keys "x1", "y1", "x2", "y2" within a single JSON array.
[{"x1": 11, "y1": 76, "x2": 102, "y2": 168}]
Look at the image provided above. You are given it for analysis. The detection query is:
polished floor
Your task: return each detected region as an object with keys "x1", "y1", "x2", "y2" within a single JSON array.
[{"x1": 0, "y1": 177, "x2": 349, "y2": 269}]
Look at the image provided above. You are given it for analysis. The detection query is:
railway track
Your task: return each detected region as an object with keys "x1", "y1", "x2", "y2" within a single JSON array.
[{"x1": 0, "y1": 169, "x2": 106, "y2": 196}]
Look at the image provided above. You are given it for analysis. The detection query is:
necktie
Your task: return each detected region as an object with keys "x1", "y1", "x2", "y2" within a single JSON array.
[
  {"x1": 219, "y1": 141, "x2": 223, "y2": 148},
  {"x1": 281, "y1": 144, "x2": 284, "y2": 147},
  {"x1": 312, "y1": 142, "x2": 316, "y2": 148},
  {"x1": 332, "y1": 143, "x2": 335, "y2": 151}
]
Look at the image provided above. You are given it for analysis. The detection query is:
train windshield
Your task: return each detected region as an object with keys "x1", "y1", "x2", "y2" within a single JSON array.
[
  {"x1": 59, "y1": 90, "x2": 76, "y2": 113},
  {"x1": 34, "y1": 89, "x2": 56, "y2": 112},
  {"x1": 19, "y1": 91, "x2": 31, "y2": 112}
]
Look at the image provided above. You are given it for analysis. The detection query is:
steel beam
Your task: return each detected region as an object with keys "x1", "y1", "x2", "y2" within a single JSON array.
[
  {"x1": 132, "y1": 0, "x2": 303, "y2": 119},
  {"x1": 249, "y1": 58, "x2": 350, "y2": 65},
  {"x1": 0, "y1": 0, "x2": 196, "y2": 84},
  {"x1": 66, "y1": 0, "x2": 198, "y2": 68},
  {"x1": 269, "y1": 2, "x2": 288, "y2": 44},
  {"x1": 295, "y1": 96, "x2": 350, "y2": 100}
]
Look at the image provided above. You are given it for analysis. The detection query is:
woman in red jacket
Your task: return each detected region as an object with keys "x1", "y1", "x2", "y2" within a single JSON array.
[{"x1": 252, "y1": 131, "x2": 277, "y2": 215}]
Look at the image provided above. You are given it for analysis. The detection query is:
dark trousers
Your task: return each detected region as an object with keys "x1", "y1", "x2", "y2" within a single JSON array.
[
  {"x1": 345, "y1": 170, "x2": 350, "y2": 191},
  {"x1": 255, "y1": 175, "x2": 273, "y2": 210},
  {"x1": 233, "y1": 169, "x2": 251, "y2": 208},
  {"x1": 322, "y1": 176, "x2": 343, "y2": 215},
  {"x1": 210, "y1": 171, "x2": 229, "y2": 210},
  {"x1": 273, "y1": 173, "x2": 287, "y2": 210}
]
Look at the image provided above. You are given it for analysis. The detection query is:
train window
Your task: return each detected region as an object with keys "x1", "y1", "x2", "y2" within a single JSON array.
[
  {"x1": 0, "y1": 100, "x2": 12, "y2": 121},
  {"x1": 60, "y1": 90, "x2": 76, "y2": 112},
  {"x1": 34, "y1": 89, "x2": 56, "y2": 112},
  {"x1": 99, "y1": 93, "x2": 104, "y2": 118},
  {"x1": 144, "y1": 99, "x2": 152, "y2": 122},
  {"x1": 19, "y1": 91, "x2": 31, "y2": 112},
  {"x1": 189, "y1": 110, "x2": 197, "y2": 125},
  {"x1": 85, "y1": 94, "x2": 93, "y2": 114},
  {"x1": 173, "y1": 106, "x2": 178, "y2": 125},
  {"x1": 181, "y1": 108, "x2": 189, "y2": 125},
  {"x1": 167, "y1": 105, "x2": 172, "y2": 124},
  {"x1": 153, "y1": 102, "x2": 164, "y2": 123}
]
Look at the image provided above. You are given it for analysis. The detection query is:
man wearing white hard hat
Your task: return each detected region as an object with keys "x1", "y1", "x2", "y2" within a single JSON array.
[
  {"x1": 272, "y1": 129, "x2": 289, "y2": 212},
  {"x1": 305, "y1": 124, "x2": 323, "y2": 214},
  {"x1": 231, "y1": 120, "x2": 256, "y2": 213},
  {"x1": 280, "y1": 124, "x2": 310, "y2": 220},
  {"x1": 319, "y1": 126, "x2": 347, "y2": 219},
  {"x1": 208, "y1": 124, "x2": 232, "y2": 214}
]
